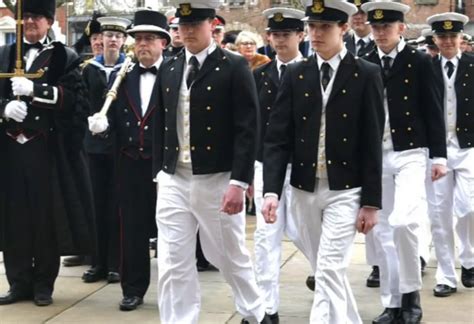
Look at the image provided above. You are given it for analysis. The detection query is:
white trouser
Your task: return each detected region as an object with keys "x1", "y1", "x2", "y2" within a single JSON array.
[
  {"x1": 156, "y1": 164, "x2": 265, "y2": 324},
  {"x1": 374, "y1": 148, "x2": 426, "y2": 308},
  {"x1": 365, "y1": 231, "x2": 378, "y2": 266},
  {"x1": 292, "y1": 179, "x2": 362, "y2": 324},
  {"x1": 253, "y1": 161, "x2": 310, "y2": 315},
  {"x1": 427, "y1": 146, "x2": 474, "y2": 288}
]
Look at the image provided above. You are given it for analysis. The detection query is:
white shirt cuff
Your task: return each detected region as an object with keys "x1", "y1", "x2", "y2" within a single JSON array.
[
  {"x1": 432, "y1": 157, "x2": 447, "y2": 166},
  {"x1": 264, "y1": 193, "x2": 279, "y2": 199},
  {"x1": 230, "y1": 180, "x2": 249, "y2": 190}
]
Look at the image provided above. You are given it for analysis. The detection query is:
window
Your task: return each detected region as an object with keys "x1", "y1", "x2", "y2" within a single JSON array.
[{"x1": 5, "y1": 32, "x2": 15, "y2": 44}]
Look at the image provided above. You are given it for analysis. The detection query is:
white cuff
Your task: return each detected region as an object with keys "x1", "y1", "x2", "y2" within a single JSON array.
[
  {"x1": 264, "y1": 193, "x2": 279, "y2": 200},
  {"x1": 230, "y1": 180, "x2": 249, "y2": 190},
  {"x1": 432, "y1": 157, "x2": 447, "y2": 166}
]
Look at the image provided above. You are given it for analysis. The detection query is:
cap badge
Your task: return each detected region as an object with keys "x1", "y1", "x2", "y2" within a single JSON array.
[
  {"x1": 443, "y1": 20, "x2": 453, "y2": 30},
  {"x1": 373, "y1": 9, "x2": 384, "y2": 20},
  {"x1": 85, "y1": 21, "x2": 91, "y2": 37},
  {"x1": 355, "y1": 0, "x2": 361, "y2": 7},
  {"x1": 311, "y1": 0, "x2": 325, "y2": 14},
  {"x1": 274, "y1": 12, "x2": 284, "y2": 22},
  {"x1": 179, "y1": 3, "x2": 192, "y2": 16}
]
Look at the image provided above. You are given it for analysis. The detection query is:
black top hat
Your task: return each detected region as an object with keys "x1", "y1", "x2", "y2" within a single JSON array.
[
  {"x1": 128, "y1": 10, "x2": 172, "y2": 46},
  {"x1": 23, "y1": 0, "x2": 55, "y2": 20}
]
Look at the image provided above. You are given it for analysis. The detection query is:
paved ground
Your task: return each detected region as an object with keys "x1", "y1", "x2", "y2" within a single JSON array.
[{"x1": 0, "y1": 216, "x2": 473, "y2": 323}]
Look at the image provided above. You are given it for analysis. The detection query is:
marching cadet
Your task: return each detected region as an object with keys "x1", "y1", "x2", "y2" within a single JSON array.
[
  {"x1": 89, "y1": 9, "x2": 169, "y2": 311},
  {"x1": 163, "y1": 17, "x2": 184, "y2": 58},
  {"x1": 344, "y1": 0, "x2": 376, "y2": 58},
  {"x1": 253, "y1": 6, "x2": 308, "y2": 321},
  {"x1": 461, "y1": 33, "x2": 472, "y2": 52},
  {"x1": 425, "y1": 12, "x2": 474, "y2": 297},
  {"x1": 152, "y1": 1, "x2": 271, "y2": 323},
  {"x1": 81, "y1": 16, "x2": 131, "y2": 285},
  {"x1": 0, "y1": 0, "x2": 94, "y2": 306},
  {"x1": 361, "y1": 1, "x2": 447, "y2": 322},
  {"x1": 262, "y1": 0, "x2": 384, "y2": 322},
  {"x1": 213, "y1": 15, "x2": 226, "y2": 47},
  {"x1": 420, "y1": 28, "x2": 440, "y2": 57}
]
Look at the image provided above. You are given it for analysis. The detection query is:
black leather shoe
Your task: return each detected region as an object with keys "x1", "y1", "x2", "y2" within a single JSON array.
[
  {"x1": 401, "y1": 291, "x2": 422, "y2": 324},
  {"x1": 0, "y1": 290, "x2": 32, "y2": 305},
  {"x1": 268, "y1": 312, "x2": 279, "y2": 324},
  {"x1": 306, "y1": 275, "x2": 315, "y2": 291},
  {"x1": 62, "y1": 255, "x2": 85, "y2": 267},
  {"x1": 367, "y1": 266, "x2": 380, "y2": 288},
  {"x1": 241, "y1": 313, "x2": 274, "y2": 324},
  {"x1": 119, "y1": 296, "x2": 143, "y2": 311},
  {"x1": 433, "y1": 284, "x2": 457, "y2": 297},
  {"x1": 420, "y1": 257, "x2": 426, "y2": 277},
  {"x1": 34, "y1": 294, "x2": 53, "y2": 307},
  {"x1": 197, "y1": 263, "x2": 219, "y2": 272},
  {"x1": 107, "y1": 271, "x2": 120, "y2": 283},
  {"x1": 372, "y1": 308, "x2": 400, "y2": 324},
  {"x1": 461, "y1": 266, "x2": 474, "y2": 288},
  {"x1": 82, "y1": 267, "x2": 106, "y2": 283}
]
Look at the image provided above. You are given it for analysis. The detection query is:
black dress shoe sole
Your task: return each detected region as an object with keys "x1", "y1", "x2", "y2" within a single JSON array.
[
  {"x1": 433, "y1": 287, "x2": 457, "y2": 297},
  {"x1": 366, "y1": 280, "x2": 380, "y2": 288},
  {"x1": 34, "y1": 298, "x2": 53, "y2": 306},
  {"x1": 119, "y1": 298, "x2": 143, "y2": 311}
]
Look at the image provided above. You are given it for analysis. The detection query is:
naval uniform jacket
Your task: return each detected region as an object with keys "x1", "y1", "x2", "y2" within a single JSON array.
[
  {"x1": 109, "y1": 63, "x2": 158, "y2": 160},
  {"x1": 432, "y1": 53, "x2": 474, "y2": 149},
  {"x1": 365, "y1": 46, "x2": 447, "y2": 159},
  {"x1": 152, "y1": 47, "x2": 259, "y2": 184},
  {"x1": 253, "y1": 60, "x2": 280, "y2": 162},
  {"x1": 344, "y1": 33, "x2": 375, "y2": 58},
  {"x1": 263, "y1": 53, "x2": 385, "y2": 208}
]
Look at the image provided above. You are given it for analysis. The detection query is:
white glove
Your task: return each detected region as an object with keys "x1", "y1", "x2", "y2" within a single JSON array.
[
  {"x1": 11, "y1": 77, "x2": 34, "y2": 97},
  {"x1": 88, "y1": 113, "x2": 109, "y2": 134},
  {"x1": 3, "y1": 100, "x2": 28, "y2": 122}
]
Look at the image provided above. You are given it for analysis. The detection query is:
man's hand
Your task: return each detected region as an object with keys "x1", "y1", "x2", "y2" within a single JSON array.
[
  {"x1": 356, "y1": 207, "x2": 378, "y2": 235},
  {"x1": 11, "y1": 77, "x2": 34, "y2": 97},
  {"x1": 88, "y1": 113, "x2": 109, "y2": 134},
  {"x1": 246, "y1": 183, "x2": 254, "y2": 201},
  {"x1": 221, "y1": 185, "x2": 244, "y2": 215},
  {"x1": 3, "y1": 100, "x2": 28, "y2": 122},
  {"x1": 431, "y1": 164, "x2": 447, "y2": 181},
  {"x1": 261, "y1": 196, "x2": 279, "y2": 224}
]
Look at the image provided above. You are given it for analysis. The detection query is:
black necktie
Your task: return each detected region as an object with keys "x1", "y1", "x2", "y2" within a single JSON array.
[
  {"x1": 382, "y1": 56, "x2": 392, "y2": 78},
  {"x1": 356, "y1": 39, "x2": 366, "y2": 56},
  {"x1": 24, "y1": 42, "x2": 43, "y2": 52},
  {"x1": 446, "y1": 61, "x2": 454, "y2": 78},
  {"x1": 186, "y1": 56, "x2": 199, "y2": 89},
  {"x1": 321, "y1": 62, "x2": 331, "y2": 91},
  {"x1": 139, "y1": 66, "x2": 158, "y2": 75},
  {"x1": 279, "y1": 64, "x2": 287, "y2": 81}
]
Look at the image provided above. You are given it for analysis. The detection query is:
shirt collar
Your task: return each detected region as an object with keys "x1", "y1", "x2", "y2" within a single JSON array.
[
  {"x1": 139, "y1": 55, "x2": 164, "y2": 70},
  {"x1": 441, "y1": 50, "x2": 462, "y2": 68},
  {"x1": 354, "y1": 33, "x2": 373, "y2": 45},
  {"x1": 24, "y1": 35, "x2": 48, "y2": 45},
  {"x1": 185, "y1": 41, "x2": 217, "y2": 67},
  {"x1": 377, "y1": 37, "x2": 406, "y2": 61},
  {"x1": 316, "y1": 47, "x2": 348, "y2": 72},
  {"x1": 276, "y1": 52, "x2": 303, "y2": 71}
]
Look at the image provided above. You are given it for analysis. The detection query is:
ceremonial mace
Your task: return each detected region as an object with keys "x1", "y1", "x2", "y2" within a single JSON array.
[{"x1": 0, "y1": 0, "x2": 45, "y2": 90}]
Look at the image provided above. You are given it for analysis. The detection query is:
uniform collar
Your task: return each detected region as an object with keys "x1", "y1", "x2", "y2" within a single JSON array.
[
  {"x1": 440, "y1": 50, "x2": 462, "y2": 68},
  {"x1": 23, "y1": 35, "x2": 48, "y2": 45},
  {"x1": 185, "y1": 41, "x2": 217, "y2": 67},
  {"x1": 316, "y1": 46, "x2": 348, "y2": 72},
  {"x1": 354, "y1": 33, "x2": 373, "y2": 45},
  {"x1": 139, "y1": 55, "x2": 164, "y2": 70},
  {"x1": 377, "y1": 37, "x2": 406, "y2": 60},
  {"x1": 276, "y1": 52, "x2": 303, "y2": 71}
]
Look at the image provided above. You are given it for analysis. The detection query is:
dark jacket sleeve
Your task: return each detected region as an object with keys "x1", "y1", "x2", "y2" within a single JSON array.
[
  {"x1": 230, "y1": 56, "x2": 259, "y2": 184},
  {"x1": 359, "y1": 62, "x2": 385, "y2": 208},
  {"x1": 419, "y1": 53, "x2": 447, "y2": 159},
  {"x1": 263, "y1": 65, "x2": 294, "y2": 198}
]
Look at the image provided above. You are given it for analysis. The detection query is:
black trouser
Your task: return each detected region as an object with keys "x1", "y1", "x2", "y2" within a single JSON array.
[
  {"x1": 4, "y1": 136, "x2": 59, "y2": 296},
  {"x1": 88, "y1": 153, "x2": 119, "y2": 272},
  {"x1": 118, "y1": 154, "x2": 156, "y2": 298}
]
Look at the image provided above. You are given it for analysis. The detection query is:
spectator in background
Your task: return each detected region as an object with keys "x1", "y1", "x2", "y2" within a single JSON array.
[{"x1": 236, "y1": 31, "x2": 271, "y2": 70}]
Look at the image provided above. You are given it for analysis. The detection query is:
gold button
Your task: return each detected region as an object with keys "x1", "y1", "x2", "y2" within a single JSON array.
[
  {"x1": 305, "y1": 93, "x2": 309, "y2": 97},
  {"x1": 264, "y1": 82, "x2": 268, "y2": 85},
  {"x1": 299, "y1": 75, "x2": 304, "y2": 79},
  {"x1": 408, "y1": 64, "x2": 412, "y2": 68},
  {"x1": 354, "y1": 73, "x2": 358, "y2": 77},
  {"x1": 298, "y1": 185, "x2": 302, "y2": 189},
  {"x1": 466, "y1": 74, "x2": 469, "y2": 77},
  {"x1": 407, "y1": 127, "x2": 412, "y2": 131},
  {"x1": 170, "y1": 67, "x2": 174, "y2": 71},
  {"x1": 206, "y1": 146, "x2": 211, "y2": 151},
  {"x1": 268, "y1": 90, "x2": 272, "y2": 94},
  {"x1": 457, "y1": 127, "x2": 460, "y2": 131},
  {"x1": 207, "y1": 126, "x2": 211, "y2": 131},
  {"x1": 302, "y1": 116, "x2": 307, "y2": 120},
  {"x1": 165, "y1": 108, "x2": 168, "y2": 112},
  {"x1": 342, "y1": 161, "x2": 347, "y2": 165},
  {"x1": 300, "y1": 163, "x2": 304, "y2": 166},
  {"x1": 404, "y1": 96, "x2": 408, "y2": 100},
  {"x1": 405, "y1": 79, "x2": 409, "y2": 83},
  {"x1": 342, "y1": 89, "x2": 346, "y2": 94},
  {"x1": 43, "y1": 91, "x2": 48, "y2": 96},
  {"x1": 176, "y1": 147, "x2": 179, "y2": 151},
  {"x1": 164, "y1": 165, "x2": 168, "y2": 169},
  {"x1": 191, "y1": 146, "x2": 195, "y2": 151},
  {"x1": 267, "y1": 106, "x2": 271, "y2": 110},
  {"x1": 206, "y1": 106, "x2": 212, "y2": 111},
  {"x1": 312, "y1": 163, "x2": 316, "y2": 167},
  {"x1": 465, "y1": 98, "x2": 469, "y2": 101},
  {"x1": 391, "y1": 129, "x2": 396, "y2": 133},
  {"x1": 468, "y1": 142, "x2": 471, "y2": 146},
  {"x1": 409, "y1": 142, "x2": 414, "y2": 146},
  {"x1": 328, "y1": 160, "x2": 332, "y2": 165},
  {"x1": 411, "y1": 50, "x2": 416, "y2": 53},
  {"x1": 144, "y1": 126, "x2": 148, "y2": 130},
  {"x1": 266, "y1": 122, "x2": 270, "y2": 126},
  {"x1": 165, "y1": 146, "x2": 168, "y2": 150},
  {"x1": 165, "y1": 127, "x2": 168, "y2": 131},
  {"x1": 343, "y1": 113, "x2": 347, "y2": 118},
  {"x1": 300, "y1": 138, "x2": 305, "y2": 143},
  {"x1": 166, "y1": 88, "x2": 170, "y2": 92},
  {"x1": 345, "y1": 185, "x2": 350, "y2": 189},
  {"x1": 207, "y1": 86, "x2": 212, "y2": 91},
  {"x1": 406, "y1": 112, "x2": 410, "y2": 116},
  {"x1": 215, "y1": 67, "x2": 220, "y2": 71},
  {"x1": 35, "y1": 116, "x2": 40, "y2": 120},
  {"x1": 463, "y1": 83, "x2": 466, "y2": 86},
  {"x1": 466, "y1": 113, "x2": 470, "y2": 116}
]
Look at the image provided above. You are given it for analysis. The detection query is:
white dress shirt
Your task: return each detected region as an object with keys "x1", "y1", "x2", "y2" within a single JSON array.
[{"x1": 139, "y1": 56, "x2": 163, "y2": 116}]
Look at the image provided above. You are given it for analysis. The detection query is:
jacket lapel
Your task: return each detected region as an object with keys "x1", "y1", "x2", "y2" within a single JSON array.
[
  {"x1": 328, "y1": 53, "x2": 356, "y2": 104},
  {"x1": 27, "y1": 48, "x2": 53, "y2": 73},
  {"x1": 455, "y1": 54, "x2": 469, "y2": 85},
  {"x1": 125, "y1": 64, "x2": 142, "y2": 120},
  {"x1": 268, "y1": 61, "x2": 280, "y2": 87},
  {"x1": 192, "y1": 48, "x2": 221, "y2": 86},
  {"x1": 432, "y1": 55, "x2": 444, "y2": 86},
  {"x1": 387, "y1": 46, "x2": 409, "y2": 80}
]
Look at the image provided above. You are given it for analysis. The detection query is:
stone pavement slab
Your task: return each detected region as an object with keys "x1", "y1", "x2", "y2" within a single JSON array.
[{"x1": 0, "y1": 216, "x2": 473, "y2": 323}]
